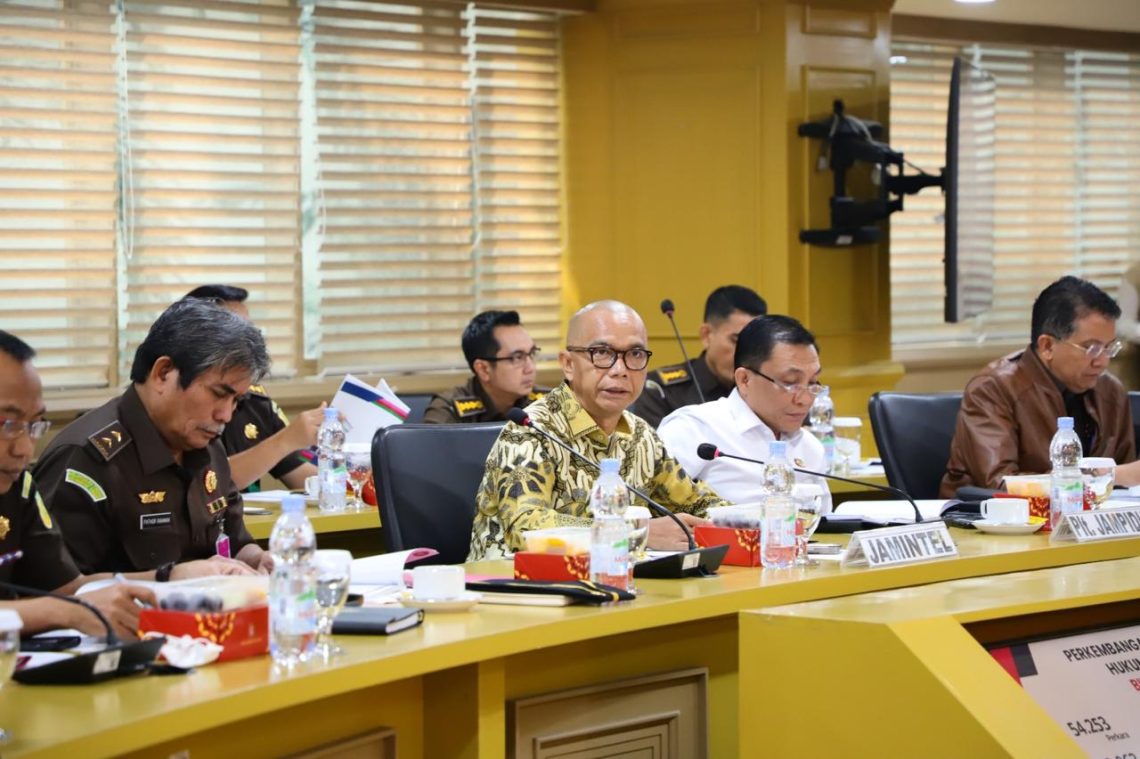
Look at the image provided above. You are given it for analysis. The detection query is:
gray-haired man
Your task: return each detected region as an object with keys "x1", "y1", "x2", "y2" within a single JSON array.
[{"x1": 35, "y1": 299, "x2": 274, "y2": 576}]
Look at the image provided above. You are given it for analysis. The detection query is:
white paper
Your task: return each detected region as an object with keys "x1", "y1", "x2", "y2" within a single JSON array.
[
  {"x1": 331, "y1": 373, "x2": 410, "y2": 446},
  {"x1": 833, "y1": 499, "x2": 949, "y2": 523},
  {"x1": 351, "y1": 549, "x2": 425, "y2": 586}
]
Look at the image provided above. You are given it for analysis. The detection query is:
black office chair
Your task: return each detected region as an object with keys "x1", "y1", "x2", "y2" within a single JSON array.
[
  {"x1": 399, "y1": 393, "x2": 433, "y2": 423},
  {"x1": 867, "y1": 392, "x2": 963, "y2": 500},
  {"x1": 1129, "y1": 391, "x2": 1140, "y2": 452},
  {"x1": 372, "y1": 422, "x2": 504, "y2": 564}
]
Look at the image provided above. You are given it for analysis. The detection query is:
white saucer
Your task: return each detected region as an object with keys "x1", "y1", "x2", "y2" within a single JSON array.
[
  {"x1": 974, "y1": 520, "x2": 1045, "y2": 535},
  {"x1": 399, "y1": 590, "x2": 481, "y2": 613}
]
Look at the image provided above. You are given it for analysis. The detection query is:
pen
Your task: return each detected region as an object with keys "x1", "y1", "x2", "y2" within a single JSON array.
[{"x1": 0, "y1": 549, "x2": 23, "y2": 567}]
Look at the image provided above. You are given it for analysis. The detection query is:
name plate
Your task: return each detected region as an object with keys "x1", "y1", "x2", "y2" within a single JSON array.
[
  {"x1": 1051, "y1": 506, "x2": 1140, "y2": 543},
  {"x1": 842, "y1": 522, "x2": 958, "y2": 568}
]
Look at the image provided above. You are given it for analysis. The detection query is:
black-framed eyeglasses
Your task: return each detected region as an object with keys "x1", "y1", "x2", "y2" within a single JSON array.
[
  {"x1": 745, "y1": 367, "x2": 826, "y2": 398},
  {"x1": 1059, "y1": 338, "x2": 1123, "y2": 361},
  {"x1": 481, "y1": 346, "x2": 541, "y2": 367},
  {"x1": 0, "y1": 418, "x2": 51, "y2": 441},
  {"x1": 566, "y1": 345, "x2": 653, "y2": 371}
]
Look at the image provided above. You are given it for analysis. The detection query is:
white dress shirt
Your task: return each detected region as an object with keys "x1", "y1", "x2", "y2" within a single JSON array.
[{"x1": 656, "y1": 388, "x2": 831, "y2": 511}]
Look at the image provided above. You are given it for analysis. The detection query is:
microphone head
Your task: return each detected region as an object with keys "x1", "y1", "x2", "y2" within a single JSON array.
[
  {"x1": 696, "y1": 443, "x2": 719, "y2": 461},
  {"x1": 506, "y1": 408, "x2": 531, "y2": 426},
  {"x1": 659, "y1": 298, "x2": 675, "y2": 316}
]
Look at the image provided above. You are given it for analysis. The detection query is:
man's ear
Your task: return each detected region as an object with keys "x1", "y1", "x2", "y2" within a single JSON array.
[
  {"x1": 699, "y1": 322, "x2": 712, "y2": 349},
  {"x1": 1036, "y1": 333, "x2": 1057, "y2": 362},
  {"x1": 473, "y1": 358, "x2": 492, "y2": 384},
  {"x1": 149, "y1": 356, "x2": 178, "y2": 391},
  {"x1": 558, "y1": 350, "x2": 574, "y2": 383}
]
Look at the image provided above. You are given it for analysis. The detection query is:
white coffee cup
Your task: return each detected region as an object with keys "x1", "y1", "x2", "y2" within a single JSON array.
[
  {"x1": 412, "y1": 565, "x2": 465, "y2": 601},
  {"x1": 981, "y1": 498, "x2": 1030, "y2": 525}
]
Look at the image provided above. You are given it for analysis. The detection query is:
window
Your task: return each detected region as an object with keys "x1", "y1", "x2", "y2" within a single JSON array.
[
  {"x1": 889, "y1": 39, "x2": 1140, "y2": 351},
  {"x1": 0, "y1": 0, "x2": 564, "y2": 390}
]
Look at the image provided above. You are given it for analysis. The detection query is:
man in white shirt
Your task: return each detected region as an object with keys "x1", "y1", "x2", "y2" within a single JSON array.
[{"x1": 658, "y1": 315, "x2": 831, "y2": 509}]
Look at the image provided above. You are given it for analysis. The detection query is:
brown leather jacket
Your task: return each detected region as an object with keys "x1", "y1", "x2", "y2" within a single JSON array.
[{"x1": 940, "y1": 347, "x2": 1135, "y2": 497}]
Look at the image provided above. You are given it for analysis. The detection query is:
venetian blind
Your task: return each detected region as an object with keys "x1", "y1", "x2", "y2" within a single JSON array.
[
  {"x1": 309, "y1": 1, "x2": 563, "y2": 374},
  {"x1": 118, "y1": 0, "x2": 302, "y2": 378},
  {"x1": 889, "y1": 40, "x2": 1140, "y2": 349},
  {"x1": 0, "y1": 0, "x2": 119, "y2": 389}
]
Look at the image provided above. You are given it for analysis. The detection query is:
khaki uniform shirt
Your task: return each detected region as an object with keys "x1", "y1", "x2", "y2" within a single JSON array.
[
  {"x1": 468, "y1": 383, "x2": 728, "y2": 560},
  {"x1": 632, "y1": 352, "x2": 731, "y2": 428},
  {"x1": 33, "y1": 386, "x2": 254, "y2": 574},
  {"x1": 0, "y1": 471, "x2": 80, "y2": 596},
  {"x1": 423, "y1": 376, "x2": 547, "y2": 424},
  {"x1": 940, "y1": 347, "x2": 1136, "y2": 497},
  {"x1": 221, "y1": 384, "x2": 309, "y2": 487}
]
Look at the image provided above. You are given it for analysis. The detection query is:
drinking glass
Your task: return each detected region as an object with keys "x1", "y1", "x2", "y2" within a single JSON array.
[
  {"x1": 344, "y1": 444, "x2": 372, "y2": 512},
  {"x1": 792, "y1": 483, "x2": 825, "y2": 567},
  {"x1": 0, "y1": 609, "x2": 21, "y2": 745},
  {"x1": 1079, "y1": 457, "x2": 1116, "y2": 509},
  {"x1": 313, "y1": 549, "x2": 352, "y2": 660},
  {"x1": 625, "y1": 506, "x2": 651, "y2": 593}
]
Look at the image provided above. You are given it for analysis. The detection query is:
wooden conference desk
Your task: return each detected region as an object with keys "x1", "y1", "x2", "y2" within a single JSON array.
[
  {"x1": 747, "y1": 555, "x2": 1140, "y2": 757},
  {"x1": 244, "y1": 504, "x2": 383, "y2": 556},
  {"x1": 6, "y1": 531, "x2": 1139, "y2": 759}
]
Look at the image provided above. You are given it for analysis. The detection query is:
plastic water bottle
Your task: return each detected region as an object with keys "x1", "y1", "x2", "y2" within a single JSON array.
[
  {"x1": 589, "y1": 458, "x2": 631, "y2": 591},
  {"x1": 317, "y1": 407, "x2": 347, "y2": 512},
  {"x1": 761, "y1": 441, "x2": 797, "y2": 569},
  {"x1": 808, "y1": 387, "x2": 835, "y2": 474},
  {"x1": 1049, "y1": 416, "x2": 1084, "y2": 531},
  {"x1": 269, "y1": 494, "x2": 317, "y2": 669}
]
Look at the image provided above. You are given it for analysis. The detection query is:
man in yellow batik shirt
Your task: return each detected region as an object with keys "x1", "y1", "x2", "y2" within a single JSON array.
[{"x1": 468, "y1": 300, "x2": 727, "y2": 560}]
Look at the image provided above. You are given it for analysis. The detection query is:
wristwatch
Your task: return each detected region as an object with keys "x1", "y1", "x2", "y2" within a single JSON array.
[{"x1": 155, "y1": 561, "x2": 176, "y2": 582}]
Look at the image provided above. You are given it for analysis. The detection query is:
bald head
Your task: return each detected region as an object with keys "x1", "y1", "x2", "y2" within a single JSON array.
[{"x1": 566, "y1": 300, "x2": 646, "y2": 346}]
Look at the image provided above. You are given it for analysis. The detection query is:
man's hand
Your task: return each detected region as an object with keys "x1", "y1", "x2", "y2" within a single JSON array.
[
  {"x1": 235, "y1": 543, "x2": 273, "y2": 575},
  {"x1": 74, "y1": 584, "x2": 156, "y2": 641},
  {"x1": 169, "y1": 556, "x2": 257, "y2": 581},
  {"x1": 284, "y1": 402, "x2": 328, "y2": 451},
  {"x1": 646, "y1": 513, "x2": 708, "y2": 551}
]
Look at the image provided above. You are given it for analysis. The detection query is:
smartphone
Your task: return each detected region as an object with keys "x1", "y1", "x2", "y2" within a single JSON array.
[{"x1": 21, "y1": 635, "x2": 82, "y2": 652}]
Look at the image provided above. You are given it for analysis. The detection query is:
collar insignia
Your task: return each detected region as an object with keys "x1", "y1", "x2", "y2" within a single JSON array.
[
  {"x1": 244, "y1": 423, "x2": 259, "y2": 440},
  {"x1": 205, "y1": 469, "x2": 218, "y2": 495},
  {"x1": 0, "y1": 516, "x2": 9, "y2": 540},
  {"x1": 657, "y1": 366, "x2": 691, "y2": 386},
  {"x1": 454, "y1": 397, "x2": 485, "y2": 418}
]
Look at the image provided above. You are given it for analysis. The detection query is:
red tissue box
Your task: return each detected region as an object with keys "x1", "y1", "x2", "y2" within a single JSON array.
[
  {"x1": 694, "y1": 524, "x2": 761, "y2": 567},
  {"x1": 138, "y1": 604, "x2": 269, "y2": 662},
  {"x1": 513, "y1": 551, "x2": 591, "y2": 581}
]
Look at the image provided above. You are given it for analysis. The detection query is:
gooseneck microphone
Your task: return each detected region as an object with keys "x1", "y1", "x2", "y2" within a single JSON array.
[
  {"x1": 660, "y1": 298, "x2": 706, "y2": 404},
  {"x1": 0, "y1": 577, "x2": 165, "y2": 684},
  {"x1": 696, "y1": 443, "x2": 925, "y2": 524},
  {"x1": 506, "y1": 408, "x2": 696, "y2": 549}
]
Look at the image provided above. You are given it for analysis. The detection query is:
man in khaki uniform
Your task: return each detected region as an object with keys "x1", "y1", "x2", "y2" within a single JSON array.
[
  {"x1": 35, "y1": 299, "x2": 274, "y2": 577},
  {"x1": 634, "y1": 285, "x2": 767, "y2": 427},
  {"x1": 425, "y1": 310, "x2": 548, "y2": 424}
]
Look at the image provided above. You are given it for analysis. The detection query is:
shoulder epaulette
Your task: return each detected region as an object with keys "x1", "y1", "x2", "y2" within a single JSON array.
[
  {"x1": 87, "y1": 420, "x2": 131, "y2": 461},
  {"x1": 656, "y1": 364, "x2": 692, "y2": 387},
  {"x1": 453, "y1": 396, "x2": 486, "y2": 419}
]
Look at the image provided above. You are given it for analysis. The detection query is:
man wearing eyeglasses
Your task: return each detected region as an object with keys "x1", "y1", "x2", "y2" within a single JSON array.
[
  {"x1": 468, "y1": 300, "x2": 725, "y2": 561},
  {"x1": 424, "y1": 310, "x2": 548, "y2": 424},
  {"x1": 941, "y1": 276, "x2": 1138, "y2": 496},
  {"x1": 657, "y1": 315, "x2": 832, "y2": 507}
]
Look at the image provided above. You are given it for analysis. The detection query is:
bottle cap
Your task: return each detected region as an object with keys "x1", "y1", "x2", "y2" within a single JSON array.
[
  {"x1": 281, "y1": 494, "x2": 305, "y2": 513},
  {"x1": 769, "y1": 440, "x2": 788, "y2": 459},
  {"x1": 1057, "y1": 416, "x2": 1074, "y2": 430},
  {"x1": 323, "y1": 407, "x2": 339, "y2": 422},
  {"x1": 599, "y1": 458, "x2": 620, "y2": 474},
  {"x1": 0, "y1": 609, "x2": 22, "y2": 633}
]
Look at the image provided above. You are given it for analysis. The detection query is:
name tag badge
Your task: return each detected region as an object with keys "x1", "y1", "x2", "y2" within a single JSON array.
[
  {"x1": 1051, "y1": 506, "x2": 1140, "y2": 543},
  {"x1": 140, "y1": 512, "x2": 173, "y2": 530},
  {"x1": 215, "y1": 532, "x2": 231, "y2": 559},
  {"x1": 842, "y1": 522, "x2": 959, "y2": 568}
]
